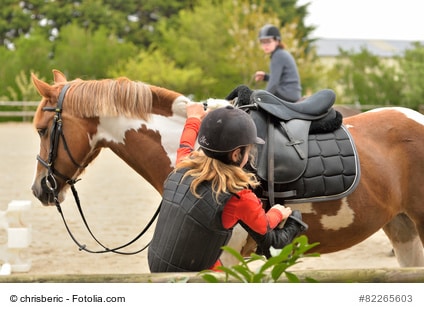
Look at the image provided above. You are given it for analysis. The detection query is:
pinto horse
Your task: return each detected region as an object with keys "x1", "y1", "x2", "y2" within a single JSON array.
[{"x1": 31, "y1": 70, "x2": 424, "y2": 267}]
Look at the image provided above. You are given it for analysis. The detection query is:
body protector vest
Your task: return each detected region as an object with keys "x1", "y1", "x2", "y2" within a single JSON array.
[{"x1": 148, "y1": 168, "x2": 233, "y2": 272}]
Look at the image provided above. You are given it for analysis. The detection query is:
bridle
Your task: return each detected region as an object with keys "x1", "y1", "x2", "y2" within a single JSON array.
[{"x1": 37, "y1": 83, "x2": 159, "y2": 255}]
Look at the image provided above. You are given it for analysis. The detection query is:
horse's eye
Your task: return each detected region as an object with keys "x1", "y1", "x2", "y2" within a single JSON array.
[{"x1": 37, "y1": 128, "x2": 47, "y2": 137}]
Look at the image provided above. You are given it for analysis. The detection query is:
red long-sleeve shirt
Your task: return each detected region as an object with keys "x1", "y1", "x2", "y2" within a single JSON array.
[{"x1": 176, "y1": 117, "x2": 283, "y2": 235}]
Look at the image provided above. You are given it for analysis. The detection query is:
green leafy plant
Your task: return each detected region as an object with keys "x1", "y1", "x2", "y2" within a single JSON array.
[{"x1": 200, "y1": 235, "x2": 320, "y2": 283}]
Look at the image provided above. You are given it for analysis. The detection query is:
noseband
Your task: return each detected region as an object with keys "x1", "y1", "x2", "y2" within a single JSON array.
[{"x1": 38, "y1": 84, "x2": 158, "y2": 255}]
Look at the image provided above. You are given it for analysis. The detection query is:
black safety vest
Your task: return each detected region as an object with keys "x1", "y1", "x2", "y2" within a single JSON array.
[{"x1": 148, "y1": 168, "x2": 233, "y2": 272}]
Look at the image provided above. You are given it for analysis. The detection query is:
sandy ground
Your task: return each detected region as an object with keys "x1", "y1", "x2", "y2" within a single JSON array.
[{"x1": 0, "y1": 122, "x2": 400, "y2": 277}]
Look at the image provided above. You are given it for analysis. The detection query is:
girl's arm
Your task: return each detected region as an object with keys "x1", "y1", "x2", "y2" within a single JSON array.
[{"x1": 176, "y1": 103, "x2": 208, "y2": 164}]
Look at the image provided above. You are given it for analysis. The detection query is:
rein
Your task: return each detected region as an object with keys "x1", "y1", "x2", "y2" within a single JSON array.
[{"x1": 37, "y1": 83, "x2": 159, "y2": 255}]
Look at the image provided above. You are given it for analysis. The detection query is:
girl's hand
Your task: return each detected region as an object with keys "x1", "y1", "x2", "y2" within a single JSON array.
[
  {"x1": 186, "y1": 102, "x2": 208, "y2": 121},
  {"x1": 272, "y1": 204, "x2": 292, "y2": 229},
  {"x1": 254, "y1": 71, "x2": 266, "y2": 81}
]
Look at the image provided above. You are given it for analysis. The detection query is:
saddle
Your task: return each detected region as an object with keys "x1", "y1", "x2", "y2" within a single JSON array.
[{"x1": 236, "y1": 89, "x2": 361, "y2": 206}]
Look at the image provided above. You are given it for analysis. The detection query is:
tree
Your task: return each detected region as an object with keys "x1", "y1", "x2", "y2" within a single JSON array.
[
  {"x1": 109, "y1": 48, "x2": 215, "y2": 97},
  {"x1": 0, "y1": 0, "x2": 327, "y2": 102},
  {"x1": 401, "y1": 42, "x2": 424, "y2": 110},
  {"x1": 111, "y1": 0, "x2": 237, "y2": 99},
  {"x1": 0, "y1": 28, "x2": 53, "y2": 99},
  {"x1": 330, "y1": 47, "x2": 403, "y2": 106},
  {"x1": 51, "y1": 23, "x2": 138, "y2": 79},
  {"x1": 0, "y1": 0, "x2": 196, "y2": 48},
  {"x1": 110, "y1": 0, "x2": 323, "y2": 100}
]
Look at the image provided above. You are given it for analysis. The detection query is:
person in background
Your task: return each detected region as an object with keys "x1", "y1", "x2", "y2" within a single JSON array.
[
  {"x1": 255, "y1": 24, "x2": 302, "y2": 102},
  {"x1": 148, "y1": 103, "x2": 308, "y2": 272}
]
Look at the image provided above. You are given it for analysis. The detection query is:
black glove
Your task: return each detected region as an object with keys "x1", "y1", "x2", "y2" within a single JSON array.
[
  {"x1": 225, "y1": 85, "x2": 254, "y2": 107},
  {"x1": 239, "y1": 210, "x2": 308, "y2": 258}
]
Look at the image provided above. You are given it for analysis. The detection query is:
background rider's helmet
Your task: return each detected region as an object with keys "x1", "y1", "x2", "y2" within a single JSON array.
[
  {"x1": 258, "y1": 24, "x2": 281, "y2": 41},
  {"x1": 198, "y1": 106, "x2": 264, "y2": 158}
]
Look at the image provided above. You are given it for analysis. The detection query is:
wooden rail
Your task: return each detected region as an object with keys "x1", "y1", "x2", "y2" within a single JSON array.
[
  {"x1": 1, "y1": 102, "x2": 420, "y2": 119},
  {"x1": 0, "y1": 101, "x2": 39, "y2": 118},
  {"x1": 1, "y1": 268, "x2": 424, "y2": 283}
]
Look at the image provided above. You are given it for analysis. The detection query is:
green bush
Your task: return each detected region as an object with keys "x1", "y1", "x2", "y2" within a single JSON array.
[{"x1": 200, "y1": 235, "x2": 320, "y2": 283}]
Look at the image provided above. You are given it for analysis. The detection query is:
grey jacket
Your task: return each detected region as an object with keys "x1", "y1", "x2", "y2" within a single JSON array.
[{"x1": 265, "y1": 47, "x2": 301, "y2": 102}]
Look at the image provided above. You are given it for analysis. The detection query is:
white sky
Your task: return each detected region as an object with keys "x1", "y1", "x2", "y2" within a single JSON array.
[{"x1": 297, "y1": 0, "x2": 424, "y2": 41}]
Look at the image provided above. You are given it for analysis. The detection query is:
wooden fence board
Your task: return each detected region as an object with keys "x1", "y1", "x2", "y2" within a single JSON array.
[{"x1": 1, "y1": 268, "x2": 424, "y2": 283}]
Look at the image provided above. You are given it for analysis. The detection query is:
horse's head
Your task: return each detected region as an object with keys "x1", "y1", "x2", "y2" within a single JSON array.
[
  {"x1": 31, "y1": 70, "x2": 233, "y2": 206},
  {"x1": 31, "y1": 70, "x2": 100, "y2": 205}
]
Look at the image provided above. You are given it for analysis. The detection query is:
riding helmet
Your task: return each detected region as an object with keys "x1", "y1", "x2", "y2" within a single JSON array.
[
  {"x1": 198, "y1": 106, "x2": 265, "y2": 156},
  {"x1": 258, "y1": 24, "x2": 281, "y2": 41}
]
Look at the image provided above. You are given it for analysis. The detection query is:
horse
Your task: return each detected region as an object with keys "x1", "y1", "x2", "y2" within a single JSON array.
[{"x1": 31, "y1": 70, "x2": 424, "y2": 267}]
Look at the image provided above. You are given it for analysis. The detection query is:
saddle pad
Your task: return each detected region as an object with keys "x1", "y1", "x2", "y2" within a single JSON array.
[{"x1": 262, "y1": 125, "x2": 361, "y2": 204}]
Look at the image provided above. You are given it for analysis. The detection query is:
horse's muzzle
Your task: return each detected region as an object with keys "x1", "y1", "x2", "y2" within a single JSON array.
[{"x1": 31, "y1": 176, "x2": 63, "y2": 206}]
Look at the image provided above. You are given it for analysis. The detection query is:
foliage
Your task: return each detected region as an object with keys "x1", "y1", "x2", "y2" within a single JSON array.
[
  {"x1": 150, "y1": 0, "x2": 235, "y2": 99},
  {"x1": 51, "y1": 23, "x2": 138, "y2": 80},
  {"x1": 1, "y1": 1, "x2": 424, "y2": 108},
  {"x1": 5, "y1": 70, "x2": 40, "y2": 101},
  {"x1": 400, "y1": 42, "x2": 424, "y2": 110},
  {"x1": 0, "y1": 0, "x2": 320, "y2": 101},
  {"x1": 329, "y1": 47, "x2": 404, "y2": 106},
  {"x1": 200, "y1": 235, "x2": 320, "y2": 283},
  {"x1": 225, "y1": 0, "x2": 280, "y2": 87},
  {"x1": 111, "y1": 0, "x2": 323, "y2": 100},
  {"x1": 0, "y1": 29, "x2": 53, "y2": 99},
  {"x1": 109, "y1": 49, "x2": 216, "y2": 97},
  {"x1": 0, "y1": 0, "x2": 195, "y2": 48},
  {"x1": 0, "y1": 69, "x2": 41, "y2": 122}
]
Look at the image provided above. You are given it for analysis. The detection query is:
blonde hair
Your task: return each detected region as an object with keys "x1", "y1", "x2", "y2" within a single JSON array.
[{"x1": 176, "y1": 146, "x2": 260, "y2": 203}]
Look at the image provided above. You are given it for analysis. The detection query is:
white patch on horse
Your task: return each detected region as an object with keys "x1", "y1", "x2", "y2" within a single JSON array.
[
  {"x1": 392, "y1": 236, "x2": 424, "y2": 267},
  {"x1": 92, "y1": 115, "x2": 186, "y2": 167},
  {"x1": 291, "y1": 202, "x2": 315, "y2": 214},
  {"x1": 148, "y1": 114, "x2": 186, "y2": 167},
  {"x1": 320, "y1": 198, "x2": 355, "y2": 230},
  {"x1": 396, "y1": 107, "x2": 424, "y2": 126},
  {"x1": 92, "y1": 116, "x2": 144, "y2": 145},
  {"x1": 366, "y1": 107, "x2": 424, "y2": 126},
  {"x1": 292, "y1": 200, "x2": 354, "y2": 230}
]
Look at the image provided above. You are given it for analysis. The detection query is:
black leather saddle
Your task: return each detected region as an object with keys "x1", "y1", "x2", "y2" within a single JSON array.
[
  {"x1": 237, "y1": 89, "x2": 361, "y2": 206},
  {"x1": 252, "y1": 89, "x2": 336, "y2": 121}
]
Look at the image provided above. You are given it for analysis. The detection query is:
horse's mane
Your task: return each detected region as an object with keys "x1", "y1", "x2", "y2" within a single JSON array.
[{"x1": 65, "y1": 77, "x2": 152, "y2": 120}]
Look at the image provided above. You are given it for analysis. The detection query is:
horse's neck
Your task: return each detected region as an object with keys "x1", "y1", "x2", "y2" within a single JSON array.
[
  {"x1": 94, "y1": 115, "x2": 186, "y2": 193},
  {"x1": 91, "y1": 92, "x2": 230, "y2": 193},
  {"x1": 150, "y1": 86, "x2": 189, "y2": 117}
]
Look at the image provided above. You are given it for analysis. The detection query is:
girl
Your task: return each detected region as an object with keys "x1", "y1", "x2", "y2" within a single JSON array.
[
  {"x1": 255, "y1": 24, "x2": 302, "y2": 102},
  {"x1": 148, "y1": 104, "x2": 307, "y2": 272}
]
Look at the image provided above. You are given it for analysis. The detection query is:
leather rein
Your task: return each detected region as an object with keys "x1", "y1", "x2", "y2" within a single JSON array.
[{"x1": 37, "y1": 84, "x2": 160, "y2": 255}]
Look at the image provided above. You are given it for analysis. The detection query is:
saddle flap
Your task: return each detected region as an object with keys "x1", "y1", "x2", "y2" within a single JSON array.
[
  {"x1": 253, "y1": 115, "x2": 311, "y2": 184},
  {"x1": 252, "y1": 89, "x2": 336, "y2": 121}
]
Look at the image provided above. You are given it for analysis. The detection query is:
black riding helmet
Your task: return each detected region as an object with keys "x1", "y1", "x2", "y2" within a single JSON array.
[
  {"x1": 258, "y1": 24, "x2": 281, "y2": 41},
  {"x1": 198, "y1": 106, "x2": 265, "y2": 163}
]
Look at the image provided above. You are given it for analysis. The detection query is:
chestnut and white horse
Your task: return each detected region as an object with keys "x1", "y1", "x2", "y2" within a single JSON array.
[{"x1": 31, "y1": 70, "x2": 424, "y2": 267}]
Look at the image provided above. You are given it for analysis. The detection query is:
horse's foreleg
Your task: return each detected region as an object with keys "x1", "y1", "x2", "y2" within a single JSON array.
[
  {"x1": 383, "y1": 213, "x2": 424, "y2": 267},
  {"x1": 220, "y1": 224, "x2": 249, "y2": 266}
]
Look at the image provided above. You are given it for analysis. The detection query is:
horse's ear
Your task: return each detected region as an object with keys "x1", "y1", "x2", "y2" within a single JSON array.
[
  {"x1": 31, "y1": 73, "x2": 54, "y2": 98},
  {"x1": 52, "y1": 69, "x2": 67, "y2": 83}
]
